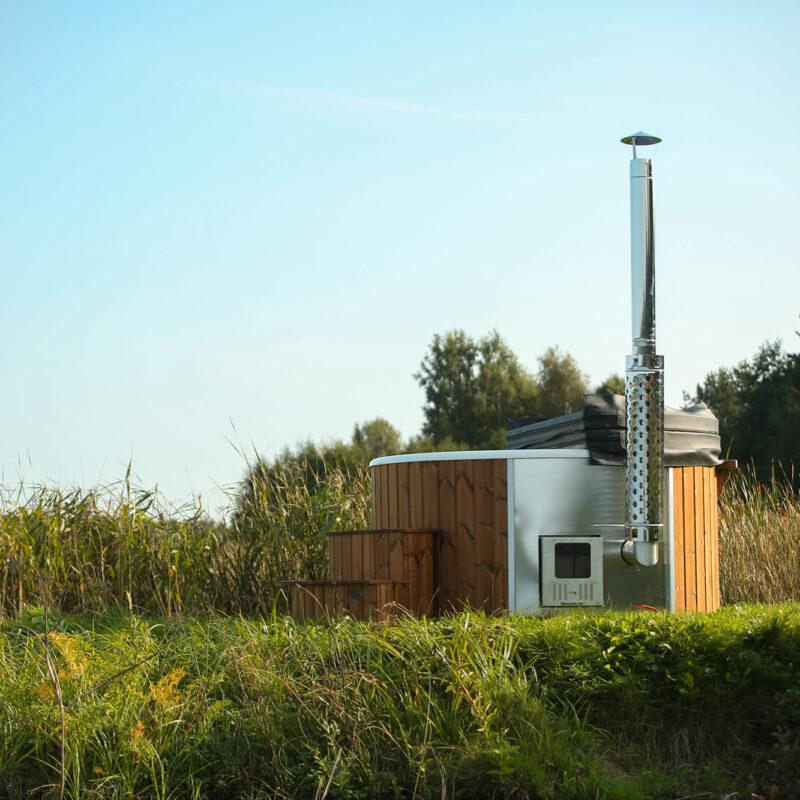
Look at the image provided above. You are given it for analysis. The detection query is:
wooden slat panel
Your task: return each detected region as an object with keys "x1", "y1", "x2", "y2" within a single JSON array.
[
  {"x1": 421, "y1": 461, "x2": 440, "y2": 529},
  {"x1": 350, "y1": 533, "x2": 362, "y2": 581},
  {"x1": 338, "y1": 533, "x2": 348, "y2": 582},
  {"x1": 493, "y1": 461, "x2": 508, "y2": 611},
  {"x1": 403, "y1": 532, "x2": 418, "y2": 614},
  {"x1": 388, "y1": 530, "x2": 405, "y2": 607},
  {"x1": 374, "y1": 532, "x2": 388, "y2": 580},
  {"x1": 366, "y1": 584, "x2": 380, "y2": 618},
  {"x1": 304, "y1": 588, "x2": 311, "y2": 618},
  {"x1": 437, "y1": 460, "x2": 458, "y2": 613},
  {"x1": 673, "y1": 468, "x2": 686, "y2": 611},
  {"x1": 379, "y1": 583, "x2": 392, "y2": 621},
  {"x1": 474, "y1": 460, "x2": 494, "y2": 611},
  {"x1": 711, "y1": 471, "x2": 721, "y2": 610},
  {"x1": 683, "y1": 468, "x2": 697, "y2": 612},
  {"x1": 361, "y1": 529, "x2": 373, "y2": 583},
  {"x1": 709, "y1": 467, "x2": 718, "y2": 610},
  {"x1": 405, "y1": 531, "x2": 435, "y2": 615},
  {"x1": 455, "y1": 461, "x2": 477, "y2": 609},
  {"x1": 417, "y1": 532, "x2": 435, "y2": 615},
  {"x1": 334, "y1": 583, "x2": 347, "y2": 617},
  {"x1": 344, "y1": 532, "x2": 351, "y2": 580},
  {"x1": 694, "y1": 467, "x2": 706, "y2": 611},
  {"x1": 292, "y1": 585, "x2": 302, "y2": 620},
  {"x1": 699, "y1": 468, "x2": 710, "y2": 612},
  {"x1": 397, "y1": 461, "x2": 411, "y2": 528},
  {"x1": 371, "y1": 466, "x2": 380, "y2": 528},
  {"x1": 327, "y1": 534, "x2": 335, "y2": 581},
  {"x1": 379, "y1": 465, "x2": 391, "y2": 529},
  {"x1": 703, "y1": 467, "x2": 718, "y2": 611},
  {"x1": 347, "y1": 583, "x2": 362, "y2": 620},
  {"x1": 408, "y1": 461, "x2": 424, "y2": 529},
  {"x1": 388, "y1": 465, "x2": 400, "y2": 529}
]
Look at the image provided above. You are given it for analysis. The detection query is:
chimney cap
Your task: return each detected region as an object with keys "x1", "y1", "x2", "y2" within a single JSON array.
[{"x1": 621, "y1": 132, "x2": 661, "y2": 146}]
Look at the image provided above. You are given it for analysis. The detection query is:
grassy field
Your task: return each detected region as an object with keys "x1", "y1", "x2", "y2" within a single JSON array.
[
  {"x1": 1, "y1": 461, "x2": 799, "y2": 798},
  {"x1": 719, "y1": 467, "x2": 800, "y2": 605},
  {"x1": 1, "y1": 459, "x2": 799, "y2": 619},
  {"x1": 2, "y1": 605, "x2": 800, "y2": 799},
  {"x1": 0, "y1": 460, "x2": 372, "y2": 618}
]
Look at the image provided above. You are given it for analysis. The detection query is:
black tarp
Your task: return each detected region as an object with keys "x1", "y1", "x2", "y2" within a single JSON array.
[{"x1": 506, "y1": 394, "x2": 722, "y2": 467}]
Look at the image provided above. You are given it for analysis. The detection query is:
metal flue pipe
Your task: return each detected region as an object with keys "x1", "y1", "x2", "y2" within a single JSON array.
[{"x1": 621, "y1": 132, "x2": 664, "y2": 567}]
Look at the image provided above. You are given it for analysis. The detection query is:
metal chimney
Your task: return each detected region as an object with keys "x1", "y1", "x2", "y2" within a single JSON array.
[{"x1": 621, "y1": 132, "x2": 663, "y2": 567}]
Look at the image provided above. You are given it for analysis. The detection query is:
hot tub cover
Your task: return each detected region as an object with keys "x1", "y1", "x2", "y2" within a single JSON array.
[{"x1": 506, "y1": 394, "x2": 722, "y2": 467}]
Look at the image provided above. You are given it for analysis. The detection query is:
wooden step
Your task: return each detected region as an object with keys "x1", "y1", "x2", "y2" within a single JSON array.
[
  {"x1": 283, "y1": 579, "x2": 407, "y2": 621},
  {"x1": 327, "y1": 529, "x2": 436, "y2": 613}
]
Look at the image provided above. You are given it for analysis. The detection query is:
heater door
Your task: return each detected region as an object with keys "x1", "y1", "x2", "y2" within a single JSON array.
[{"x1": 540, "y1": 536, "x2": 603, "y2": 607}]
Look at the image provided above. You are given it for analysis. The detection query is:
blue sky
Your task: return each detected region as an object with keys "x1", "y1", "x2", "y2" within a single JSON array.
[{"x1": 2, "y1": 1, "x2": 798, "y2": 511}]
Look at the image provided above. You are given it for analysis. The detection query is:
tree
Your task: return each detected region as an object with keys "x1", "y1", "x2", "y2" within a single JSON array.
[
  {"x1": 536, "y1": 346, "x2": 590, "y2": 418},
  {"x1": 595, "y1": 373, "x2": 626, "y2": 395},
  {"x1": 352, "y1": 417, "x2": 403, "y2": 460},
  {"x1": 415, "y1": 330, "x2": 539, "y2": 449},
  {"x1": 690, "y1": 337, "x2": 800, "y2": 486},
  {"x1": 237, "y1": 417, "x2": 405, "y2": 511}
]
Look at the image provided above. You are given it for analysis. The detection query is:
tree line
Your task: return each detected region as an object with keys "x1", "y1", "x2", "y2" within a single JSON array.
[
  {"x1": 249, "y1": 330, "x2": 623, "y2": 484},
  {"x1": 689, "y1": 335, "x2": 800, "y2": 487},
  {"x1": 241, "y1": 327, "x2": 800, "y2": 496}
]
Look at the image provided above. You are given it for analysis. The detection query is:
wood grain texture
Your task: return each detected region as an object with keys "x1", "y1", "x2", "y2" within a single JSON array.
[
  {"x1": 285, "y1": 579, "x2": 408, "y2": 620},
  {"x1": 673, "y1": 469, "x2": 686, "y2": 611},
  {"x1": 672, "y1": 466, "x2": 721, "y2": 613},
  {"x1": 493, "y1": 462, "x2": 509, "y2": 611},
  {"x1": 454, "y1": 461, "x2": 476, "y2": 609},
  {"x1": 475, "y1": 461, "x2": 494, "y2": 610},
  {"x1": 694, "y1": 467, "x2": 706, "y2": 610},
  {"x1": 369, "y1": 459, "x2": 509, "y2": 614},
  {"x1": 683, "y1": 468, "x2": 698, "y2": 611},
  {"x1": 436, "y1": 459, "x2": 458, "y2": 613}
]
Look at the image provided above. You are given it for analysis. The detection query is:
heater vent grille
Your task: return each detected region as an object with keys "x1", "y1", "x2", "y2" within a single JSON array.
[
  {"x1": 626, "y1": 365, "x2": 664, "y2": 538},
  {"x1": 553, "y1": 582, "x2": 594, "y2": 604}
]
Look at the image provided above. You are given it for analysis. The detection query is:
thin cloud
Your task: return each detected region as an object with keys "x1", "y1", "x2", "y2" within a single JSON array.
[{"x1": 218, "y1": 81, "x2": 540, "y2": 124}]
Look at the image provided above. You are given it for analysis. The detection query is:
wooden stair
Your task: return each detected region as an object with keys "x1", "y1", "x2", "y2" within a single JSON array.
[{"x1": 284, "y1": 528, "x2": 436, "y2": 620}]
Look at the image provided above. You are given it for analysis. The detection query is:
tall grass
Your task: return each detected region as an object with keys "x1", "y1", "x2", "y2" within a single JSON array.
[
  {"x1": 2, "y1": 607, "x2": 799, "y2": 799},
  {"x1": 0, "y1": 458, "x2": 371, "y2": 617},
  {"x1": 719, "y1": 465, "x2": 800, "y2": 605},
  {"x1": 2, "y1": 457, "x2": 799, "y2": 617}
]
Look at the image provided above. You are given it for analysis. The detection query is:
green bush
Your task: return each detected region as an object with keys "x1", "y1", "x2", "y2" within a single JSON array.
[{"x1": 1, "y1": 607, "x2": 799, "y2": 799}]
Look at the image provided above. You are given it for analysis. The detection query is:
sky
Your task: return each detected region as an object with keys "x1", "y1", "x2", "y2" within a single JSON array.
[{"x1": 2, "y1": 1, "x2": 799, "y2": 514}]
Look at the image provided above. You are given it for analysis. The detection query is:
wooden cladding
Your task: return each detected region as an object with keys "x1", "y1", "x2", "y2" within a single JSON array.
[
  {"x1": 286, "y1": 529, "x2": 435, "y2": 619},
  {"x1": 328, "y1": 530, "x2": 435, "y2": 615},
  {"x1": 371, "y1": 459, "x2": 508, "y2": 614},
  {"x1": 672, "y1": 466, "x2": 720, "y2": 613},
  {"x1": 289, "y1": 580, "x2": 403, "y2": 621},
  {"x1": 287, "y1": 457, "x2": 727, "y2": 620}
]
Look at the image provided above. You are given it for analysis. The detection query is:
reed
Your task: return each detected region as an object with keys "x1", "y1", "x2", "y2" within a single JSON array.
[
  {"x1": 0, "y1": 458, "x2": 371, "y2": 617},
  {"x1": 1, "y1": 456, "x2": 798, "y2": 617},
  {"x1": 719, "y1": 465, "x2": 800, "y2": 605}
]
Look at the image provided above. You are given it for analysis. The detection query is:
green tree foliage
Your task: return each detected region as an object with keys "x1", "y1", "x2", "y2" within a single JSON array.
[
  {"x1": 271, "y1": 417, "x2": 404, "y2": 480},
  {"x1": 414, "y1": 330, "x2": 539, "y2": 449},
  {"x1": 594, "y1": 373, "x2": 626, "y2": 395},
  {"x1": 352, "y1": 417, "x2": 403, "y2": 460},
  {"x1": 690, "y1": 337, "x2": 800, "y2": 486},
  {"x1": 536, "y1": 346, "x2": 590, "y2": 418}
]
